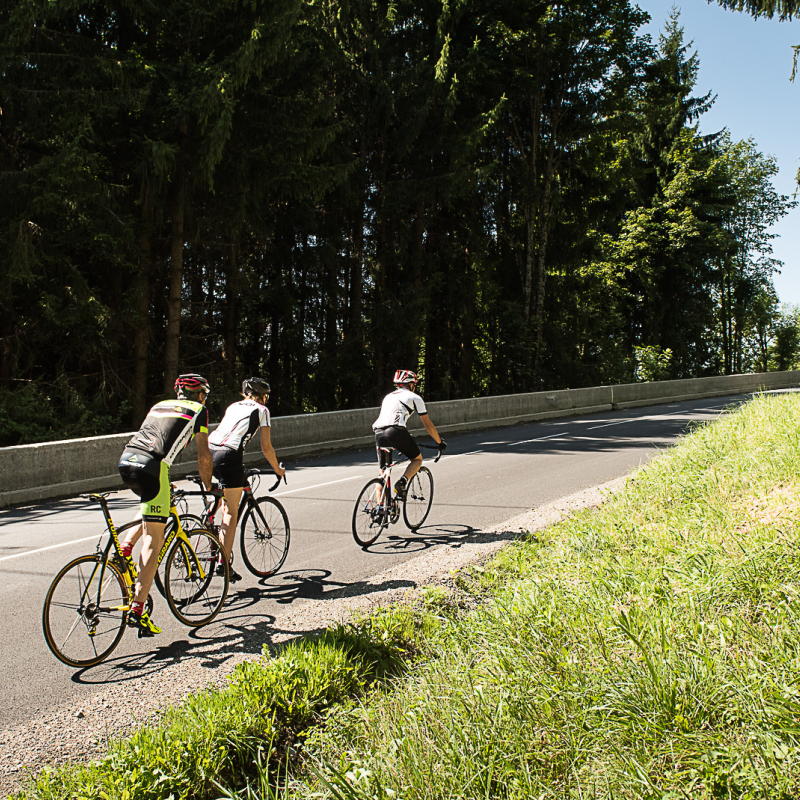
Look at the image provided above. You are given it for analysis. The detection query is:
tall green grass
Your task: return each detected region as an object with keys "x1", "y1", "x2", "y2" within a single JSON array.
[
  {"x1": 16, "y1": 393, "x2": 800, "y2": 800},
  {"x1": 12, "y1": 606, "x2": 437, "y2": 800},
  {"x1": 281, "y1": 393, "x2": 800, "y2": 799}
]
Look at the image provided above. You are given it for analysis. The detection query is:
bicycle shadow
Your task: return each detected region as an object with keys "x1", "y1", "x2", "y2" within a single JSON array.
[
  {"x1": 359, "y1": 521, "x2": 524, "y2": 555},
  {"x1": 229, "y1": 568, "x2": 416, "y2": 608},
  {"x1": 68, "y1": 616, "x2": 273, "y2": 685},
  {"x1": 68, "y1": 569, "x2": 418, "y2": 684}
]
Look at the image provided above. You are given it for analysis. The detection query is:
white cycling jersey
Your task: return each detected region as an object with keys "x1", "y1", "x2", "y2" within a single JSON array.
[
  {"x1": 372, "y1": 388, "x2": 427, "y2": 430},
  {"x1": 209, "y1": 398, "x2": 270, "y2": 452}
]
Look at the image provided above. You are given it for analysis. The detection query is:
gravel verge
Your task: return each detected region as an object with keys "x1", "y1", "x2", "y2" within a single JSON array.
[{"x1": 1, "y1": 476, "x2": 627, "y2": 797}]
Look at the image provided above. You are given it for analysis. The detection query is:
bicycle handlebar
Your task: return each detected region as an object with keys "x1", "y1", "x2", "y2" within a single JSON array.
[
  {"x1": 419, "y1": 442, "x2": 446, "y2": 463},
  {"x1": 243, "y1": 465, "x2": 286, "y2": 491}
]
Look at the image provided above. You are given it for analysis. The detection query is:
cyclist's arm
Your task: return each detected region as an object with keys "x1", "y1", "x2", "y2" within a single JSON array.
[
  {"x1": 260, "y1": 426, "x2": 286, "y2": 478},
  {"x1": 421, "y1": 414, "x2": 443, "y2": 445},
  {"x1": 195, "y1": 431, "x2": 214, "y2": 490}
]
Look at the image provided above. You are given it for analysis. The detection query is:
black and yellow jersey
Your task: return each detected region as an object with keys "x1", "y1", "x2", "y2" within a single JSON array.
[{"x1": 125, "y1": 399, "x2": 209, "y2": 466}]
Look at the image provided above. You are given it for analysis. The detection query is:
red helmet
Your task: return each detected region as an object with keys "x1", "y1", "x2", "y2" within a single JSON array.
[
  {"x1": 174, "y1": 373, "x2": 210, "y2": 398},
  {"x1": 393, "y1": 369, "x2": 418, "y2": 386}
]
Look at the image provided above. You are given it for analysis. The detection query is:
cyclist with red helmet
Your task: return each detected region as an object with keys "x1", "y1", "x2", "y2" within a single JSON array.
[
  {"x1": 117, "y1": 373, "x2": 213, "y2": 636},
  {"x1": 372, "y1": 370, "x2": 446, "y2": 499},
  {"x1": 208, "y1": 376, "x2": 286, "y2": 582}
]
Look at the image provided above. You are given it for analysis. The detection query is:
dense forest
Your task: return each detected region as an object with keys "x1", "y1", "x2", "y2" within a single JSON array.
[{"x1": 0, "y1": 0, "x2": 797, "y2": 446}]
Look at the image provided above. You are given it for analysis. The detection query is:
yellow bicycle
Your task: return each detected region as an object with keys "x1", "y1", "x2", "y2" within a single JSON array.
[{"x1": 42, "y1": 492, "x2": 229, "y2": 668}]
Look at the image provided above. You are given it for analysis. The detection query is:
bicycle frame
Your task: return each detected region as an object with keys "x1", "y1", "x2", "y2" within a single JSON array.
[
  {"x1": 181, "y1": 471, "x2": 274, "y2": 537},
  {"x1": 85, "y1": 494, "x2": 208, "y2": 610},
  {"x1": 376, "y1": 448, "x2": 398, "y2": 514},
  {"x1": 375, "y1": 443, "x2": 442, "y2": 502}
]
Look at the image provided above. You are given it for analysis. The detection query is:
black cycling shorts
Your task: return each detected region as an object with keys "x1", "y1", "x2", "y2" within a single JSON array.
[
  {"x1": 211, "y1": 445, "x2": 246, "y2": 489},
  {"x1": 374, "y1": 425, "x2": 420, "y2": 462},
  {"x1": 118, "y1": 450, "x2": 171, "y2": 521}
]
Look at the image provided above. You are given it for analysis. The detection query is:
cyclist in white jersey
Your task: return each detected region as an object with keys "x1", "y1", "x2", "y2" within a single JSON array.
[
  {"x1": 372, "y1": 369, "x2": 446, "y2": 498},
  {"x1": 208, "y1": 377, "x2": 286, "y2": 581}
]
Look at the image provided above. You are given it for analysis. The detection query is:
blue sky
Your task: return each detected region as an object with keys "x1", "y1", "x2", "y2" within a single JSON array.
[{"x1": 634, "y1": 0, "x2": 800, "y2": 306}]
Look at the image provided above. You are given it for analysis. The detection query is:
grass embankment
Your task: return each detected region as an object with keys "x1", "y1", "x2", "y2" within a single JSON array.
[
  {"x1": 287, "y1": 392, "x2": 800, "y2": 799},
  {"x1": 15, "y1": 392, "x2": 800, "y2": 799}
]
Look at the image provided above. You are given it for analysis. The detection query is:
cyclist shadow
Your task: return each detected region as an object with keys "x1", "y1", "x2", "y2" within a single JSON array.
[
  {"x1": 364, "y1": 522, "x2": 521, "y2": 554},
  {"x1": 72, "y1": 617, "x2": 274, "y2": 685},
  {"x1": 225, "y1": 568, "x2": 415, "y2": 610},
  {"x1": 69, "y1": 607, "x2": 280, "y2": 685},
  {"x1": 66, "y1": 569, "x2": 417, "y2": 684},
  {"x1": 164, "y1": 571, "x2": 416, "y2": 656}
]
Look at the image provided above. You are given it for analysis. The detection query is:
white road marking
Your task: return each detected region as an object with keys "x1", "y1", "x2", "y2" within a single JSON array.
[
  {"x1": 504, "y1": 401, "x2": 731, "y2": 442},
  {"x1": 586, "y1": 418, "x2": 635, "y2": 430},
  {"x1": 1, "y1": 475, "x2": 367, "y2": 563},
  {"x1": 439, "y1": 450, "x2": 484, "y2": 460},
  {"x1": 271, "y1": 475, "x2": 364, "y2": 497},
  {"x1": 508, "y1": 432, "x2": 569, "y2": 446},
  {"x1": 0, "y1": 535, "x2": 101, "y2": 563},
  {"x1": 585, "y1": 403, "x2": 729, "y2": 430}
]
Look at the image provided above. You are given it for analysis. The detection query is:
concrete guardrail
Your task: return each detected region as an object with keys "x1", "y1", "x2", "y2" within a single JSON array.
[{"x1": 1, "y1": 370, "x2": 798, "y2": 507}]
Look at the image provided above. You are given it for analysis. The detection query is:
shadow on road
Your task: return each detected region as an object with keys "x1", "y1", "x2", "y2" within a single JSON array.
[
  {"x1": 65, "y1": 566, "x2": 427, "y2": 684},
  {"x1": 357, "y1": 519, "x2": 524, "y2": 555}
]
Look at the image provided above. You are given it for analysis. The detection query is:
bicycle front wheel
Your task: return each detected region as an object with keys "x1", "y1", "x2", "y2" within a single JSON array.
[
  {"x1": 403, "y1": 467, "x2": 434, "y2": 531},
  {"x1": 239, "y1": 497, "x2": 290, "y2": 578},
  {"x1": 164, "y1": 529, "x2": 228, "y2": 627},
  {"x1": 42, "y1": 555, "x2": 129, "y2": 668},
  {"x1": 352, "y1": 479, "x2": 388, "y2": 547}
]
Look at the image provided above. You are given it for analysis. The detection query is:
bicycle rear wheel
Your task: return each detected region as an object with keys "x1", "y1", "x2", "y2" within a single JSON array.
[
  {"x1": 403, "y1": 467, "x2": 434, "y2": 531},
  {"x1": 352, "y1": 479, "x2": 389, "y2": 547},
  {"x1": 42, "y1": 555, "x2": 129, "y2": 668},
  {"x1": 164, "y1": 529, "x2": 228, "y2": 626},
  {"x1": 152, "y1": 514, "x2": 214, "y2": 598},
  {"x1": 239, "y1": 497, "x2": 290, "y2": 578}
]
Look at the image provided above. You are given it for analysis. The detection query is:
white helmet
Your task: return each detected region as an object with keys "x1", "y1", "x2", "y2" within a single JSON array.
[{"x1": 393, "y1": 369, "x2": 418, "y2": 386}]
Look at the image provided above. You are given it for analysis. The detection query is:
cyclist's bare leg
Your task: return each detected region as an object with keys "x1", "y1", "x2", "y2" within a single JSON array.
[
  {"x1": 133, "y1": 519, "x2": 166, "y2": 603},
  {"x1": 402, "y1": 454, "x2": 423, "y2": 483},
  {"x1": 218, "y1": 487, "x2": 244, "y2": 563},
  {"x1": 122, "y1": 520, "x2": 143, "y2": 552}
]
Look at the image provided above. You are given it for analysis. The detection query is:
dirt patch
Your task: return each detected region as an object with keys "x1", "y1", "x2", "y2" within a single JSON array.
[{"x1": 736, "y1": 483, "x2": 800, "y2": 532}]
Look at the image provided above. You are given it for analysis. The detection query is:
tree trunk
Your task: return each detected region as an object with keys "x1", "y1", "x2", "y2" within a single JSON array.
[
  {"x1": 223, "y1": 237, "x2": 241, "y2": 389},
  {"x1": 0, "y1": 264, "x2": 14, "y2": 387},
  {"x1": 410, "y1": 197, "x2": 425, "y2": 365},
  {"x1": 721, "y1": 268, "x2": 728, "y2": 375},
  {"x1": 348, "y1": 139, "x2": 367, "y2": 339},
  {"x1": 132, "y1": 189, "x2": 153, "y2": 424},
  {"x1": 163, "y1": 163, "x2": 186, "y2": 394},
  {"x1": 532, "y1": 144, "x2": 556, "y2": 387},
  {"x1": 373, "y1": 175, "x2": 388, "y2": 402},
  {"x1": 458, "y1": 257, "x2": 475, "y2": 398}
]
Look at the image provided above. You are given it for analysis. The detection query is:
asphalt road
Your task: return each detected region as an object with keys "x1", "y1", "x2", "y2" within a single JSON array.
[{"x1": 0, "y1": 393, "x2": 755, "y2": 729}]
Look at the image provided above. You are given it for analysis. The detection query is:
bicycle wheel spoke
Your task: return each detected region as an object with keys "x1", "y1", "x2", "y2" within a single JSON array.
[
  {"x1": 403, "y1": 467, "x2": 434, "y2": 531},
  {"x1": 58, "y1": 614, "x2": 90, "y2": 653},
  {"x1": 165, "y1": 529, "x2": 228, "y2": 626},
  {"x1": 352, "y1": 479, "x2": 387, "y2": 546},
  {"x1": 43, "y1": 556, "x2": 129, "y2": 668},
  {"x1": 240, "y1": 498, "x2": 290, "y2": 578}
]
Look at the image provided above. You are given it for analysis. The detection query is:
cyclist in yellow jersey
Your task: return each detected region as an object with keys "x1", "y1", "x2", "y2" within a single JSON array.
[{"x1": 117, "y1": 374, "x2": 213, "y2": 636}]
